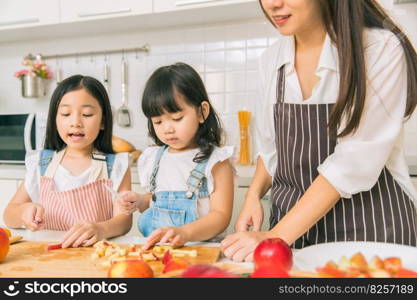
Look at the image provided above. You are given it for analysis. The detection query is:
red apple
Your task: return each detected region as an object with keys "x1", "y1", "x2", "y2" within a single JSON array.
[
  {"x1": 181, "y1": 264, "x2": 236, "y2": 278},
  {"x1": 0, "y1": 229, "x2": 9, "y2": 262},
  {"x1": 108, "y1": 259, "x2": 154, "y2": 278},
  {"x1": 253, "y1": 238, "x2": 292, "y2": 271}
]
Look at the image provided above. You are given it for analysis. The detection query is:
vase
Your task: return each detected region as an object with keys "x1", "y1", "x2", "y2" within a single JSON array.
[{"x1": 21, "y1": 75, "x2": 46, "y2": 98}]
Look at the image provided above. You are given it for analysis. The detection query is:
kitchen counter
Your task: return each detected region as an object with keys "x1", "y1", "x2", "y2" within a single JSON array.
[{"x1": 7, "y1": 228, "x2": 253, "y2": 271}]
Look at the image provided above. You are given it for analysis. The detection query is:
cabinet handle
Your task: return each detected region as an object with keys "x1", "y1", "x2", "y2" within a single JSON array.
[
  {"x1": 0, "y1": 18, "x2": 40, "y2": 27},
  {"x1": 175, "y1": 0, "x2": 222, "y2": 7},
  {"x1": 78, "y1": 8, "x2": 132, "y2": 18}
]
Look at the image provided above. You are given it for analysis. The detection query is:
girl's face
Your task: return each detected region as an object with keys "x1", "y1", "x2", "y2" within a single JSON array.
[
  {"x1": 151, "y1": 93, "x2": 208, "y2": 152},
  {"x1": 260, "y1": 0, "x2": 323, "y2": 36},
  {"x1": 56, "y1": 89, "x2": 103, "y2": 152}
]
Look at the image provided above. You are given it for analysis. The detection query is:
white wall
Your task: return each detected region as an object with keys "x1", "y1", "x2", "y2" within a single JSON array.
[
  {"x1": 0, "y1": 3, "x2": 416, "y2": 160},
  {"x1": 0, "y1": 19, "x2": 277, "y2": 155}
]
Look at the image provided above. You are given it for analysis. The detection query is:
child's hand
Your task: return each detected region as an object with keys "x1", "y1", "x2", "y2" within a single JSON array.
[
  {"x1": 142, "y1": 227, "x2": 189, "y2": 250},
  {"x1": 60, "y1": 222, "x2": 102, "y2": 248},
  {"x1": 21, "y1": 203, "x2": 45, "y2": 231},
  {"x1": 117, "y1": 191, "x2": 140, "y2": 215}
]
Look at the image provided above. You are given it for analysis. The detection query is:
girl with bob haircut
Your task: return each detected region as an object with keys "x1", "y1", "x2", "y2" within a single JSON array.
[
  {"x1": 4, "y1": 75, "x2": 132, "y2": 247},
  {"x1": 118, "y1": 63, "x2": 234, "y2": 249}
]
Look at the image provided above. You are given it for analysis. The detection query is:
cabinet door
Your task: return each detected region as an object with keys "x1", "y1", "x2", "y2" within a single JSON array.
[
  {"x1": 0, "y1": 0, "x2": 59, "y2": 29},
  {"x1": 60, "y1": 0, "x2": 152, "y2": 23},
  {"x1": 0, "y1": 180, "x2": 19, "y2": 227},
  {"x1": 226, "y1": 187, "x2": 270, "y2": 235},
  {"x1": 154, "y1": 0, "x2": 255, "y2": 13}
]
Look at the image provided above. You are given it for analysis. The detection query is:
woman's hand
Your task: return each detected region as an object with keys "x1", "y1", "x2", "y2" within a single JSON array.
[
  {"x1": 142, "y1": 227, "x2": 190, "y2": 250},
  {"x1": 21, "y1": 203, "x2": 45, "y2": 231},
  {"x1": 234, "y1": 194, "x2": 264, "y2": 232},
  {"x1": 61, "y1": 222, "x2": 102, "y2": 248},
  {"x1": 220, "y1": 231, "x2": 272, "y2": 262},
  {"x1": 117, "y1": 191, "x2": 141, "y2": 215}
]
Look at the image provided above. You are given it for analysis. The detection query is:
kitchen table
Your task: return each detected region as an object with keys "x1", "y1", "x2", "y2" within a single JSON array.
[{"x1": 1, "y1": 229, "x2": 255, "y2": 278}]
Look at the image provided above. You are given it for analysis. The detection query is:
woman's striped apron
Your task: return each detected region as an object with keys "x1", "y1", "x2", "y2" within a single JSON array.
[{"x1": 270, "y1": 66, "x2": 417, "y2": 249}]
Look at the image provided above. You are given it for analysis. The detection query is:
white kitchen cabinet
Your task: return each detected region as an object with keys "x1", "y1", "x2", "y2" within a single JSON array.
[
  {"x1": 226, "y1": 186, "x2": 270, "y2": 235},
  {"x1": 0, "y1": 180, "x2": 19, "y2": 227},
  {"x1": 0, "y1": 0, "x2": 59, "y2": 30},
  {"x1": 60, "y1": 0, "x2": 152, "y2": 23},
  {"x1": 153, "y1": 0, "x2": 255, "y2": 13}
]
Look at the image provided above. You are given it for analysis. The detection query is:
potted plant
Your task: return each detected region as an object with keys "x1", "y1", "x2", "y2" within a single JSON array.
[{"x1": 14, "y1": 55, "x2": 52, "y2": 98}]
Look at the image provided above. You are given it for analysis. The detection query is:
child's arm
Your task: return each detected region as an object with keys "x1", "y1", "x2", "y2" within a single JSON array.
[
  {"x1": 143, "y1": 159, "x2": 234, "y2": 249},
  {"x1": 3, "y1": 182, "x2": 45, "y2": 231},
  {"x1": 117, "y1": 191, "x2": 152, "y2": 214},
  {"x1": 221, "y1": 175, "x2": 340, "y2": 262},
  {"x1": 61, "y1": 167, "x2": 134, "y2": 248}
]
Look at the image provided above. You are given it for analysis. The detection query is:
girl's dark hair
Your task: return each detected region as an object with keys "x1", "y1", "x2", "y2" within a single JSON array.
[
  {"x1": 44, "y1": 74, "x2": 114, "y2": 153},
  {"x1": 260, "y1": 0, "x2": 417, "y2": 137},
  {"x1": 142, "y1": 62, "x2": 222, "y2": 162}
]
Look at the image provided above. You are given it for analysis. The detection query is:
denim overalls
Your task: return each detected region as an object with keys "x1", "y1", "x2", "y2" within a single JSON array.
[{"x1": 138, "y1": 146, "x2": 209, "y2": 237}]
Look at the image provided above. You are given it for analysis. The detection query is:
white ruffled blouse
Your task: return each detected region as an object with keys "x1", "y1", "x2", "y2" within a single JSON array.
[{"x1": 137, "y1": 145, "x2": 235, "y2": 217}]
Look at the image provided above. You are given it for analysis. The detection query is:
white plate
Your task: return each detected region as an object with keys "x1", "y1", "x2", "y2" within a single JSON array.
[{"x1": 293, "y1": 242, "x2": 417, "y2": 272}]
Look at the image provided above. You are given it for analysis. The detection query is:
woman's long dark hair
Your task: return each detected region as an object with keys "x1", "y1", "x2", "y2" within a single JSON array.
[
  {"x1": 44, "y1": 75, "x2": 114, "y2": 153},
  {"x1": 260, "y1": 0, "x2": 417, "y2": 137},
  {"x1": 142, "y1": 62, "x2": 222, "y2": 162}
]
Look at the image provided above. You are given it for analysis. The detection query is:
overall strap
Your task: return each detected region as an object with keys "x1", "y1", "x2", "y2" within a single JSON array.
[
  {"x1": 90, "y1": 152, "x2": 116, "y2": 180},
  {"x1": 39, "y1": 149, "x2": 55, "y2": 177},
  {"x1": 276, "y1": 65, "x2": 286, "y2": 104},
  {"x1": 149, "y1": 146, "x2": 168, "y2": 194},
  {"x1": 186, "y1": 160, "x2": 209, "y2": 199}
]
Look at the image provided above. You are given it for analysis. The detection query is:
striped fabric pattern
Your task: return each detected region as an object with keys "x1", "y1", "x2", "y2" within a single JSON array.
[
  {"x1": 270, "y1": 66, "x2": 417, "y2": 249},
  {"x1": 40, "y1": 177, "x2": 114, "y2": 231}
]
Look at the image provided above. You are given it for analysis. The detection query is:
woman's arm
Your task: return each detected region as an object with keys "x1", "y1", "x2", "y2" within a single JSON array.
[
  {"x1": 269, "y1": 174, "x2": 340, "y2": 244},
  {"x1": 235, "y1": 157, "x2": 272, "y2": 232},
  {"x1": 221, "y1": 174, "x2": 339, "y2": 261}
]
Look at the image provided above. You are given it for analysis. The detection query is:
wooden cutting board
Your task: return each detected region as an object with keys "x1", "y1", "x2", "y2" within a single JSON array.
[{"x1": 0, "y1": 241, "x2": 221, "y2": 278}]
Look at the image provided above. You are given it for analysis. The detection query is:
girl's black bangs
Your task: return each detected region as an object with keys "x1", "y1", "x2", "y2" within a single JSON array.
[{"x1": 143, "y1": 81, "x2": 183, "y2": 118}]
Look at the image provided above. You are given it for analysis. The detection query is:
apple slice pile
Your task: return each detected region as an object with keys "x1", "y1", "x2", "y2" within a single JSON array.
[{"x1": 317, "y1": 252, "x2": 417, "y2": 278}]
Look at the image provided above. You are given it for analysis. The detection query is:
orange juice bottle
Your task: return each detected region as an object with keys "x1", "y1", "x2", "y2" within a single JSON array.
[{"x1": 238, "y1": 110, "x2": 251, "y2": 165}]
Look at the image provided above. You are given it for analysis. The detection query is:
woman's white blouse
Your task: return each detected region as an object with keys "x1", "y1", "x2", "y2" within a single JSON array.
[
  {"x1": 256, "y1": 28, "x2": 417, "y2": 204},
  {"x1": 24, "y1": 151, "x2": 129, "y2": 203}
]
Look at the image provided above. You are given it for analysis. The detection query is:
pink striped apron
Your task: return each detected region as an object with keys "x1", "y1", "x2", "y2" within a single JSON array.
[{"x1": 39, "y1": 150, "x2": 114, "y2": 231}]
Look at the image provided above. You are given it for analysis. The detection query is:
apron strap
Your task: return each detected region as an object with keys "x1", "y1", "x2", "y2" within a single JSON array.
[
  {"x1": 149, "y1": 145, "x2": 168, "y2": 194},
  {"x1": 44, "y1": 149, "x2": 66, "y2": 178},
  {"x1": 185, "y1": 160, "x2": 208, "y2": 199},
  {"x1": 43, "y1": 148, "x2": 108, "y2": 182},
  {"x1": 276, "y1": 65, "x2": 286, "y2": 104},
  {"x1": 89, "y1": 152, "x2": 108, "y2": 182}
]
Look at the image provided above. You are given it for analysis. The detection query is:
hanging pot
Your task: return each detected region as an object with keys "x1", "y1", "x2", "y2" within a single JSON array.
[{"x1": 21, "y1": 75, "x2": 46, "y2": 98}]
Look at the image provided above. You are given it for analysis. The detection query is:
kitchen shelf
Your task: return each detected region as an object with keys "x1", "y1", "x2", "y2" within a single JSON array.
[{"x1": 0, "y1": 1, "x2": 262, "y2": 44}]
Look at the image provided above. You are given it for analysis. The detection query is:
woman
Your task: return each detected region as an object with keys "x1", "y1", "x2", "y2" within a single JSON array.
[{"x1": 221, "y1": 0, "x2": 417, "y2": 262}]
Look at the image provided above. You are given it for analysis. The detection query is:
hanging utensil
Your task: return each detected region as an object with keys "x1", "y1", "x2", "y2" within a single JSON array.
[
  {"x1": 103, "y1": 55, "x2": 116, "y2": 117},
  {"x1": 116, "y1": 57, "x2": 131, "y2": 127},
  {"x1": 56, "y1": 59, "x2": 62, "y2": 85}
]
